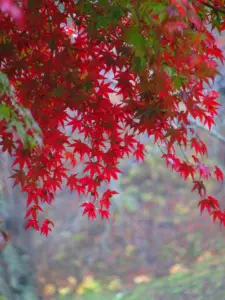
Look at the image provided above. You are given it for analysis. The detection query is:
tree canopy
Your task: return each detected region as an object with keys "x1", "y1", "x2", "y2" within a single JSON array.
[{"x1": 1, "y1": 0, "x2": 225, "y2": 236}]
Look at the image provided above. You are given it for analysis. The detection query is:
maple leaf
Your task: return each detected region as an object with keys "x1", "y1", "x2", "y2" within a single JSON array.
[
  {"x1": 214, "y1": 166, "x2": 224, "y2": 181},
  {"x1": 100, "y1": 197, "x2": 111, "y2": 210},
  {"x1": 203, "y1": 115, "x2": 215, "y2": 130},
  {"x1": 100, "y1": 189, "x2": 119, "y2": 210},
  {"x1": 123, "y1": 133, "x2": 137, "y2": 150},
  {"x1": 208, "y1": 196, "x2": 220, "y2": 210},
  {"x1": 198, "y1": 196, "x2": 220, "y2": 214},
  {"x1": 10, "y1": 169, "x2": 27, "y2": 187},
  {"x1": 1, "y1": 0, "x2": 225, "y2": 235},
  {"x1": 191, "y1": 138, "x2": 207, "y2": 156},
  {"x1": 162, "y1": 153, "x2": 181, "y2": 170},
  {"x1": 178, "y1": 162, "x2": 195, "y2": 180},
  {"x1": 80, "y1": 202, "x2": 96, "y2": 220},
  {"x1": 198, "y1": 163, "x2": 211, "y2": 180},
  {"x1": 192, "y1": 180, "x2": 206, "y2": 197},
  {"x1": 102, "y1": 165, "x2": 122, "y2": 182},
  {"x1": 67, "y1": 174, "x2": 78, "y2": 191},
  {"x1": 211, "y1": 210, "x2": 223, "y2": 223},
  {"x1": 0, "y1": 134, "x2": 15, "y2": 155},
  {"x1": 70, "y1": 140, "x2": 92, "y2": 159},
  {"x1": 40, "y1": 219, "x2": 54, "y2": 237},
  {"x1": 25, "y1": 205, "x2": 43, "y2": 219},
  {"x1": 219, "y1": 214, "x2": 225, "y2": 227},
  {"x1": 98, "y1": 209, "x2": 110, "y2": 220},
  {"x1": 133, "y1": 142, "x2": 145, "y2": 161},
  {"x1": 198, "y1": 199, "x2": 212, "y2": 214},
  {"x1": 12, "y1": 148, "x2": 31, "y2": 169},
  {"x1": 26, "y1": 191, "x2": 39, "y2": 207},
  {"x1": 53, "y1": 165, "x2": 68, "y2": 182},
  {"x1": 65, "y1": 151, "x2": 76, "y2": 167},
  {"x1": 84, "y1": 161, "x2": 103, "y2": 178},
  {"x1": 25, "y1": 219, "x2": 39, "y2": 231},
  {"x1": 192, "y1": 155, "x2": 200, "y2": 164}
]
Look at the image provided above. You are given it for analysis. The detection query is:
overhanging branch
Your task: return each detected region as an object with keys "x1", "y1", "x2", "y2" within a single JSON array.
[
  {"x1": 188, "y1": 117, "x2": 225, "y2": 145},
  {"x1": 202, "y1": 1, "x2": 225, "y2": 15}
]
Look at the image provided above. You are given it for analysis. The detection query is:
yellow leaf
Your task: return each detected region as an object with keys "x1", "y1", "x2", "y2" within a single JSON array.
[
  {"x1": 133, "y1": 274, "x2": 152, "y2": 284},
  {"x1": 58, "y1": 287, "x2": 71, "y2": 296},
  {"x1": 43, "y1": 284, "x2": 56, "y2": 296},
  {"x1": 169, "y1": 264, "x2": 189, "y2": 275},
  {"x1": 67, "y1": 276, "x2": 77, "y2": 286},
  {"x1": 196, "y1": 251, "x2": 213, "y2": 263},
  {"x1": 80, "y1": 70, "x2": 88, "y2": 80},
  {"x1": 108, "y1": 277, "x2": 121, "y2": 291},
  {"x1": 125, "y1": 244, "x2": 135, "y2": 256},
  {"x1": 76, "y1": 275, "x2": 101, "y2": 295}
]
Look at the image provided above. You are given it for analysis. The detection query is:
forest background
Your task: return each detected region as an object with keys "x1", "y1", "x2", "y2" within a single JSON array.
[{"x1": 1, "y1": 1, "x2": 225, "y2": 299}]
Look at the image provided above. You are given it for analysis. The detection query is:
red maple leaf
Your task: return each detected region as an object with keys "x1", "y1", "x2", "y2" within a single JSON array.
[
  {"x1": 0, "y1": 134, "x2": 15, "y2": 155},
  {"x1": 198, "y1": 163, "x2": 211, "y2": 180},
  {"x1": 178, "y1": 162, "x2": 195, "y2": 180},
  {"x1": 214, "y1": 166, "x2": 224, "y2": 181},
  {"x1": 80, "y1": 202, "x2": 96, "y2": 220},
  {"x1": 192, "y1": 180, "x2": 206, "y2": 197},
  {"x1": 10, "y1": 169, "x2": 27, "y2": 187},
  {"x1": 98, "y1": 209, "x2": 110, "y2": 220},
  {"x1": 198, "y1": 196, "x2": 220, "y2": 214},
  {"x1": 211, "y1": 210, "x2": 223, "y2": 223},
  {"x1": 25, "y1": 219, "x2": 39, "y2": 231},
  {"x1": 0, "y1": 0, "x2": 224, "y2": 235},
  {"x1": 67, "y1": 174, "x2": 78, "y2": 191},
  {"x1": 208, "y1": 196, "x2": 220, "y2": 210},
  {"x1": 198, "y1": 199, "x2": 212, "y2": 214},
  {"x1": 102, "y1": 165, "x2": 122, "y2": 182},
  {"x1": 204, "y1": 115, "x2": 215, "y2": 130},
  {"x1": 40, "y1": 219, "x2": 55, "y2": 237},
  {"x1": 25, "y1": 205, "x2": 43, "y2": 219},
  {"x1": 133, "y1": 142, "x2": 145, "y2": 161},
  {"x1": 84, "y1": 161, "x2": 103, "y2": 178}
]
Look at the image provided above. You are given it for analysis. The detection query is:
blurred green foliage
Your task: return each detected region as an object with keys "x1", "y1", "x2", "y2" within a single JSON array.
[
  {"x1": 55, "y1": 250, "x2": 225, "y2": 299},
  {"x1": 34, "y1": 136, "x2": 225, "y2": 299},
  {"x1": 0, "y1": 71, "x2": 42, "y2": 149}
]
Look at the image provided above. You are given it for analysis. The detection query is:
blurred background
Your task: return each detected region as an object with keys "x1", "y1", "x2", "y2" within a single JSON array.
[{"x1": 1, "y1": 34, "x2": 225, "y2": 300}]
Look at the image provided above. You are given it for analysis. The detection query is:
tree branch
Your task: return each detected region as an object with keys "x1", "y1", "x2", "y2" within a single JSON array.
[
  {"x1": 202, "y1": 1, "x2": 225, "y2": 15},
  {"x1": 188, "y1": 117, "x2": 225, "y2": 145}
]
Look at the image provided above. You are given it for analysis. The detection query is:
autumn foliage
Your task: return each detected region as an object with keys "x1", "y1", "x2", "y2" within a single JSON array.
[{"x1": 0, "y1": 0, "x2": 225, "y2": 236}]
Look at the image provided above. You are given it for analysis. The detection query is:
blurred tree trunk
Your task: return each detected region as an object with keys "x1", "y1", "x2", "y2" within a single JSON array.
[
  {"x1": 0, "y1": 243, "x2": 39, "y2": 300},
  {"x1": 0, "y1": 152, "x2": 39, "y2": 300}
]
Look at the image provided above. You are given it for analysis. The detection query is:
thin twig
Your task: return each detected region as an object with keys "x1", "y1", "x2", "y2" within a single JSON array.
[
  {"x1": 188, "y1": 117, "x2": 225, "y2": 145},
  {"x1": 202, "y1": 1, "x2": 225, "y2": 14}
]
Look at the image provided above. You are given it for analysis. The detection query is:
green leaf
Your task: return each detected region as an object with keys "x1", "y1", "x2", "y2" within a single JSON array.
[
  {"x1": 124, "y1": 26, "x2": 146, "y2": 58},
  {"x1": 0, "y1": 104, "x2": 10, "y2": 121},
  {"x1": 28, "y1": 0, "x2": 39, "y2": 10},
  {"x1": 48, "y1": 39, "x2": 57, "y2": 50},
  {"x1": 132, "y1": 56, "x2": 147, "y2": 73},
  {"x1": 0, "y1": 73, "x2": 42, "y2": 150},
  {"x1": 140, "y1": 1, "x2": 166, "y2": 17},
  {"x1": 24, "y1": 135, "x2": 36, "y2": 150},
  {"x1": 109, "y1": 6, "x2": 123, "y2": 21},
  {"x1": 52, "y1": 86, "x2": 66, "y2": 97},
  {"x1": 0, "y1": 72, "x2": 9, "y2": 94},
  {"x1": 173, "y1": 75, "x2": 186, "y2": 89},
  {"x1": 83, "y1": 80, "x2": 93, "y2": 91},
  {"x1": 163, "y1": 64, "x2": 176, "y2": 77},
  {"x1": 98, "y1": 0, "x2": 108, "y2": 4},
  {"x1": 96, "y1": 15, "x2": 110, "y2": 29},
  {"x1": 159, "y1": 11, "x2": 168, "y2": 23}
]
